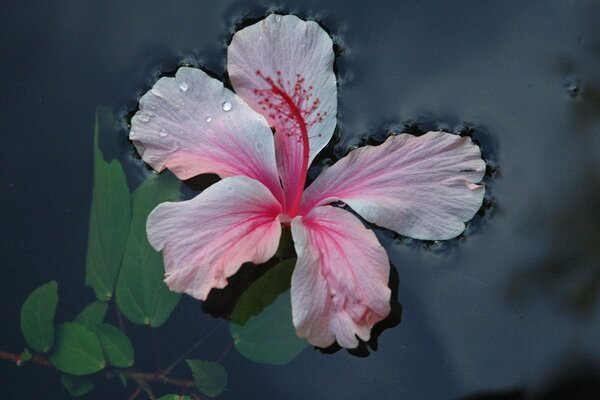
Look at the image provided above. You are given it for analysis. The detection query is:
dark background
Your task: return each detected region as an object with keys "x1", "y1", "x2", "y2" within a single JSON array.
[{"x1": 1, "y1": 1, "x2": 600, "y2": 399}]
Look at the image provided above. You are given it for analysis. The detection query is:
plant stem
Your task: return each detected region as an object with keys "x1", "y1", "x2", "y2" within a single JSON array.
[
  {"x1": 161, "y1": 319, "x2": 226, "y2": 376},
  {"x1": 0, "y1": 349, "x2": 195, "y2": 391}
]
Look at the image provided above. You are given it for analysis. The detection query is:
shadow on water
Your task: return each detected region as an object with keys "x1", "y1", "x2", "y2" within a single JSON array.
[
  {"x1": 458, "y1": 357, "x2": 600, "y2": 400},
  {"x1": 505, "y1": 169, "x2": 600, "y2": 317},
  {"x1": 505, "y1": 33, "x2": 600, "y2": 320}
]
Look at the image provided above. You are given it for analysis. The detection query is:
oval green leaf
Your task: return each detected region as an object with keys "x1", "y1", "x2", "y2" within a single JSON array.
[
  {"x1": 20, "y1": 281, "x2": 58, "y2": 352},
  {"x1": 91, "y1": 323, "x2": 134, "y2": 367},
  {"x1": 157, "y1": 396, "x2": 192, "y2": 400},
  {"x1": 230, "y1": 259, "x2": 307, "y2": 365},
  {"x1": 61, "y1": 374, "x2": 94, "y2": 397},
  {"x1": 49, "y1": 323, "x2": 106, "y2": 376},
  {"x1": 74, "y1": 301, "x2": 109, "y2": 327},
  {"x1": 85, "y1": 106, "x2": 131, "y2": 302},
  {"x1": 116, "y1": 172, "x2": 181, "y2": 327},
  {"x1": 186, "y1": 359, "x2": 227, "y2": 398}
]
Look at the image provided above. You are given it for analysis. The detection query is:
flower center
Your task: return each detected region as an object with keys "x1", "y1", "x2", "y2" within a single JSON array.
[{"x1": 253, "y1": 70, "x2": 326, "y2": 217}]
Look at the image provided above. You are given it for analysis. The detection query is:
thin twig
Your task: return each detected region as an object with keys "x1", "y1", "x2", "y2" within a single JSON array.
[
  {"x1": 0, "y1": 349, "x2": 195, "y2": 389},
  {"x1": 161, "y1": 320, "x2": 226, "y2": 376},
  {"x1": 126, "y1": 386, "x2": 142, "y2": 400},
  {"x1": 217, "y1": 341, "x2": 234, "y2": 363}
]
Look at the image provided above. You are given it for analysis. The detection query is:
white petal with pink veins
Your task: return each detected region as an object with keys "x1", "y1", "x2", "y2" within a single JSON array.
[
  {"x1": 300, "y1": 131, "x2": 486, "y2": 240},
  {"x1": 147, "y1": 176, "x2": 282, "y2": 300},
  {"x1": 290, "y1": 206, "x2": 391, "y2": 348},
  {"x1": 228, "y1": 14, "x2": 337, "y2": 214},
  {"x1": 130, "y1": 67, "x2": 282, "y2": 201},
  {"x1": 228, "y1": 14, "x2": 337, "y2": 162}
]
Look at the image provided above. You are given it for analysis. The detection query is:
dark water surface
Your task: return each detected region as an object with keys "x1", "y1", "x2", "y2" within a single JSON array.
[{"x1": 2, "y1": 1, "x2": 600, "y2": 399}]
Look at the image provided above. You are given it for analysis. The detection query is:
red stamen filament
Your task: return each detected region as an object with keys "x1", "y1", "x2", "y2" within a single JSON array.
[{"x1": 254, "y1": 70, "x2": 326, "y2": 217}]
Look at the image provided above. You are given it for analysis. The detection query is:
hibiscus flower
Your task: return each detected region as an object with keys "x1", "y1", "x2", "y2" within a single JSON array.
[{"x1": 129, "y1": 14, "x2": 486, "y2": 348}]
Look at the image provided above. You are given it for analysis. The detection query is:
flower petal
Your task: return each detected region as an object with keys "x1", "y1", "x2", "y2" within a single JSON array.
[
  {"x1": 130, "y1": 67, "x2": 282, "y2": 201},
  {"x1": 147, "y1": 176, "x2": 282, "y2": 300},
  {"x1": 290, "y1": 206, "x2": 391, "y2": 348},
  {"x1": 300, "y1": 131, "x2": 486, "y2": 240},
  {"x1": 228, "y1": 14, "x2": 337, "y2": 215}
]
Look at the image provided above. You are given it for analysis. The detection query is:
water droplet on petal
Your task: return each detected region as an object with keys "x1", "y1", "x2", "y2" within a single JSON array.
[
  {"x1": 255, "y1": 141, "x2": 264, "y2": 151},
  {"x1": 179, "y1": 81, "x2": 189, "y2": 92},
  {"x1": 206, "y1": 116, "x2": 212, "y2": 123},
  {"x1": 138, "y1": 114, "x2": 150, "y2": 122},
  {"x1": 151, "y1": 88, "x2": 163, "y2": 98},
  {"x1": 222, "y1": 101, "x2": 232, "y2": 112},
  {"x1": 159, "y1": 130, "x2": 168, "y2": 138},
  {"x1": 226, "y1": 185, "x2": 234, "y2": 192},
  {"x1": 275, "y1": 15, "x2": 281, "y2": 22}
]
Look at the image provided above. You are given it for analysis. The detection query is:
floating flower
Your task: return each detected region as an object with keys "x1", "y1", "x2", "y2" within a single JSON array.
[{"x1": 129, "y1": 14, "x2": 485, "y2": 348}]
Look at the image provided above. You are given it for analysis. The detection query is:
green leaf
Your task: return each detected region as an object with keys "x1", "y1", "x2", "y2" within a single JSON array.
[
  {"x1": 49, "y1": 323, "x2": 106, "y2": 375},
  {"x1": 20, "y1": 281, "x2": 58, "y2": 352},
  {"x1": 186, "y1": 359, "x2": 227, "y2": 398},
  {"x1": 61, "y1": 374, "x2": 94, "y2": 397},
  {"x1": 157, "y1": 396, "x2": 192, "y2": 400},
  {"x1": 85, "y1": 106, "x2": 131, "y2": 302},
  {"x1": 90, "y1": 323, "x2": 134, "y2": 367},
  {"x1": 116, "y1": 172, "x2": 181, "y2": 327},
  {"x1": 230, "y1": 259, "x2": 307, "y2": 365},
  {"x1": 274, "y1": 227, "x2": 295, "y2": 259},
  {"x1": 74, "y1": 301, "x2": 109, "y2": 327}
]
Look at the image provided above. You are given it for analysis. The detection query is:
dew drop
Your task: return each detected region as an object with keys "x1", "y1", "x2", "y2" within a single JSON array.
[
  {"x1": 222, "y1": 101, "x2": 232, "y2": 112},
  {"x1": 138, "y1": 114, "x2": 150, "y2": 122},
  {"x1": 159, "y1": 130, "x2": 168, "y2": 138},
  {"x1": 226, "y1": 185, "x2": 234, "y2": 192},
  {"x1": 151, "y1": 88, "x2": 163, "y2": 98},
  {"x1": 179, "y1": 81, "x2": 189, "y2": 92},
  {"x1": 255, "y1": 141, "x2": 264, "y2": 151},
  {"x1": 205, "y1": 116, "x2": 212, "y2": 123},
  {"x1": 275, "y1": 15, "x2": 282, "y2": 22}
]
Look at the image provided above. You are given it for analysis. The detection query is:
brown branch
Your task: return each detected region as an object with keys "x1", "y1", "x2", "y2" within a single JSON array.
[
  {"x1": 0, "y1": 349, "x2": 195, "y2": 390},
  {"x1": 0, "y1": 350, "x2": 54, "y2": 369}
]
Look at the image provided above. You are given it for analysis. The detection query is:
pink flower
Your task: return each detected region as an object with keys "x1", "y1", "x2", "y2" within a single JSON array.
[{"x1": 129, "y1": 14, "x2": 486, "y2": 348}]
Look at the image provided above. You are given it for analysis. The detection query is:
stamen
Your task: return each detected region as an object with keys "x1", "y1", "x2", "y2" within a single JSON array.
[
  {"x1": 254, "y1": 69, "x2": 327, "y2": 141},
  {"x1": 253, "y1": 69, "x2": 327, "y2": 217}
]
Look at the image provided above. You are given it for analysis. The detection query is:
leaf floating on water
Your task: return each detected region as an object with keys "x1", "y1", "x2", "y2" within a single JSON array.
[
  {"x1": 49, "y1": 323, "x2": 106, "y2": 376},
  {"x1": 74, "y1": 301, "x2": 109, "y2": 327},
  {"x1": 116, "y1": 172, "x2": 181, "y2": 327},
  {"x1": 186, "y1": 359, "x2": 227, "y2": 398},
  {"x1": 20, "y1": 280, "x2": 58, "y2": 353},
  {"x1": 61, "y1": 374, "x2": 94, "y2": 397},
  {"x1": 85, "y1": 106, "x2": 131, "y2": 302},
  {"x1": 229, "y1": 259, "x2": 308, "y2": 365},
  {"x1": 90, "y1": 323, "x2": 134, "y2": 368}
]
